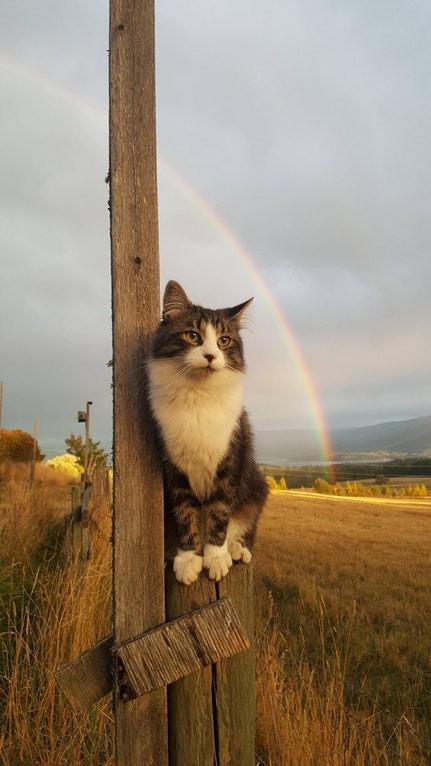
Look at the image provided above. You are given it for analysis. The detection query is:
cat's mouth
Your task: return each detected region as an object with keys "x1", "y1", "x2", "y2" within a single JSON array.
[{"x1": 184, "y1": 364, "x2": 217, "y2": 378}]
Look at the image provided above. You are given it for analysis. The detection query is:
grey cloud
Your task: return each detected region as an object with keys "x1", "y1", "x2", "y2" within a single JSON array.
[{"x1": 1, "y1": 0, "x2": 430, "y2": 453}]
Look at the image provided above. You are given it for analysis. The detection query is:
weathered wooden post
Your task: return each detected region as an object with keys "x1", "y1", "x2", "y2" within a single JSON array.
[
  {"x1": 109, "y1": 0, "x2": 167, "y2": 762},
  {"x1": 55, "y1": 2, "x2": 256, "y2": 764}
]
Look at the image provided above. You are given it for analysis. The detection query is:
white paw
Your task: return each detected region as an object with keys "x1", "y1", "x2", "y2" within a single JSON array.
[
  {"x1": 229, "y1": 540, "x2": 252, "y2": 564},
  {"x1": 173, "y1": 550, "x2": 203, "y2": 585},
  {"x1": 203, "y1": 542, "x2": 233, "y2": 581}
]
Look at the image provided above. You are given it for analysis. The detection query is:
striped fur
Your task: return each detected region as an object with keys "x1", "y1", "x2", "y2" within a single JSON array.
[{"x1": 147, "y1": 281, "x2": 268, "y2": 584}]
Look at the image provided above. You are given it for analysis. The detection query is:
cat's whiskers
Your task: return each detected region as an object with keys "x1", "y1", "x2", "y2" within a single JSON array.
[{"x1": 146, "y1": 280, "x2": 267, "y2": 585}]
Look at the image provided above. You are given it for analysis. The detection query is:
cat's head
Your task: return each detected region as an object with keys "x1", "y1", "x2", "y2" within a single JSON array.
[{"x1": 150, "y1": 280, "x2": 253, "y2": 376}]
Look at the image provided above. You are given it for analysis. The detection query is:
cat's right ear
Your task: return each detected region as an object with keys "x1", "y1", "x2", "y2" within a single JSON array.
[{"x1": 162, "y1": 280, "x2": 192, "y2": 319}]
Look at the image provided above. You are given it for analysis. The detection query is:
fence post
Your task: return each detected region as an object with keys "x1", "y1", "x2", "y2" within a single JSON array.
[
  {"x1": 166, "y1": 566, "x2": 255, "y2": 765},
  {"x1": 56, "y1": 5, "x2": 256, "y2": 762},
  {"x1": 109, "y1": 0, "x2": 167, "y2": 763}
]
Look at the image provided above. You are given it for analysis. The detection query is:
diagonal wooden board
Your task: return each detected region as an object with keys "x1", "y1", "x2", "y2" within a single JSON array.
[
  {"x1": 54, "y1": 634, "x2": 114, "y2": 712},
  {"x1": 115, "y1": 596, "x2": 249, "y2": 696},
  {"x1": 54, "y1": 597, "x2": 249, "y2": 712}
]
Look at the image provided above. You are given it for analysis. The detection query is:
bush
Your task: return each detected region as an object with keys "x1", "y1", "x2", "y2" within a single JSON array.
[
  {"x1": 375, "y1": 474, "x2": 389, "y2": 485},
  {"x1": 46, "y1": 454, "x2": 84, "y2": 481},
  {"x1": 0, "y1": 429, "x2": 44, "y2": 463},
  {"x1": 265, "y1": 476, "x2": 279, "y2": 491},
  {"x1": 313, "y1": 478, "x2": 332, "y2": 494},
  {"x1": 405, "y1": 484, "x2": 428, "y2": 498}
]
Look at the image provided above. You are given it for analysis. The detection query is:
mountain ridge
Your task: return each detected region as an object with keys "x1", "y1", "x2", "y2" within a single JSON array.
[{"x1": 255, "y1": 414, "x2": 431, "y2": 462}]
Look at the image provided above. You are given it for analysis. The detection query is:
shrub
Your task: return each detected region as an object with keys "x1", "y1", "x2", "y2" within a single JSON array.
[
  {"x1": 0, "y1": 428, "x2": 44, "y2": 463},
  {"x1": 375, "y1": 474, "x2": 389, "y2": 485},
  {"x1": 46, "y1": 453, "x2": 84, "y2": 481},
  {"x1": 313, "y1": 478, "x2": 332, "y2": 494},
  {"x1": 265, "y1": 475, "x2": 279, "y2": 491}
]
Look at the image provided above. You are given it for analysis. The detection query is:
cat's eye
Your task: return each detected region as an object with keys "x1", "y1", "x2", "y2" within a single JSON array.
[
  {"x1": 217, "y1": 336, "x2": 232, "y2": 349},
  {"x1": 182, "y1": 331, "x2": 201, "y2": 345}
]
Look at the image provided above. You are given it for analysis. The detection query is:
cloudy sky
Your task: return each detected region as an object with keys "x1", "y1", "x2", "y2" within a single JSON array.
[{"x1": 1, "y1": 0, "x2": 430, "y2": 458}]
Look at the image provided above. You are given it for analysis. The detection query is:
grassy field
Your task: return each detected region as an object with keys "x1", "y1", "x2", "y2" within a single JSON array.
[
  {"x1": 254, "y1": 490, "x2": 431, "y2": 765},
  {"x1": 1, "y1": 479, "x2": 430, "y2": 764},
  {"x1": 0, "y1": 478, "x2": 113, "y2": 766}
]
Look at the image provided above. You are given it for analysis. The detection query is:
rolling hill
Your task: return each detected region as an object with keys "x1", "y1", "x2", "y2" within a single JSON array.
[{"x1": 255, "y1": 414, "x2": 431, "y2": 463}]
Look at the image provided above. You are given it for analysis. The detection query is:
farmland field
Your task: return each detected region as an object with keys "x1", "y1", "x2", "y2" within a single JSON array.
[
  {"x1": 0, "y1": 478, "x2": 430, "y2": 764},
  {"x1": 254, "y1": 490, "x2": 431, "y2": 765}
]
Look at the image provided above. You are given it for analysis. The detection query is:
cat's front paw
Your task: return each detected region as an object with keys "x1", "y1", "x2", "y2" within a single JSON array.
[
  {"x1": 173, "y1": 550, "x2": 203, "y2": 585},
  {"x1": 203, "y1": 543, "x2": 233, "y2": 581},
  {"x1": 228, "y1": 540, "x2": 252, "y2": 564}
]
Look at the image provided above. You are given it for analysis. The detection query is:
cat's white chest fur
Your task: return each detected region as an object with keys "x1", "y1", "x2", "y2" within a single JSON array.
[{"x1": 148, "y1": 359, "x2": 244, "y2": 500}]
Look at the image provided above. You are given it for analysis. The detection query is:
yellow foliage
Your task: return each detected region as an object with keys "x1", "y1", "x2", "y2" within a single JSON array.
[{"x1": 46, "y1": 454, "x2": 84, "y2": 480}]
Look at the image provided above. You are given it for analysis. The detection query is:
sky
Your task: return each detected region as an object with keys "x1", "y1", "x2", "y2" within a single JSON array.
[{"x1": 1, "y1": 0, "x2": 430, "y2": 459}]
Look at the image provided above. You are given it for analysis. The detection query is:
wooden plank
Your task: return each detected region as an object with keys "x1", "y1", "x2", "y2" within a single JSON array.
[
  {"x1": 109, "y1": 0, "x2": 167, "y2": 762},
  {"x1": 54, "y1": 635, "x2": 114, "y2": 712},
  {"x1": 216, "y1": 565, "x2": 256, "y2": 765},
  {"x1": 114, "y1": 597, "x2": 249, "y2": 695},
  {"x1": 165, "y1": 565, "x2": 256, "y2": 765},
  {"x1": 166, "y1": 571, "x2": 217, "y2": 766}
]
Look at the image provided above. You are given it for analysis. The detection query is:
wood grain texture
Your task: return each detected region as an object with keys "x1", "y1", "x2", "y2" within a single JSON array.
[
  {"x1": 109, "y1": 0, "x2": 167, "y2": 762},
  {"x1": 216, "y1": 564, "x2": 256, "y2": 765},
  {"x1": 114, "y1": 597, "x2": 249, "y2": 695},
  {"x1": 54, "y1": 635, "x2": 114, "y2": 712},
  {"x1": 166, "y1": 571, "x2": 217, "y2": 766},
  {"x1": 165, "y1": 565, "x2": 255, "y2": 765}
]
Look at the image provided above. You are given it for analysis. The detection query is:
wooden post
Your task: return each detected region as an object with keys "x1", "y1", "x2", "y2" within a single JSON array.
[
  {"x1": 69, "y1": 484, "x2": 82, "y2": 559},
  {"x1": 56, "y1": 3, "x2": 256, "y2": 762},
  {"x1": 166, "y1": 566, "x2": 255, "y2": 765},
  {"x1": 30, "y1": 417, "x2": 37, "y2": 484},
  {"x1": 109, "y1": 0, "x2": 167, "y2": 763},
  {"x1": 83, "y1": 400, "x2": 92, "y2": 479}
]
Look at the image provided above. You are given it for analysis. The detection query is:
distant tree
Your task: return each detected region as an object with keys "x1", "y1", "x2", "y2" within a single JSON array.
[
  {"x1": 65, "y1": 433, "x2": 109, "y2": 472},
  {"x1": 375, "y1": 474, "x2": 389, "y2": 485},
  {"x1": 46, "y1": 453, "x2": 84, "y2": 480},
  {"x1": 406, "y1": 484, "x2": 428, "y2": 498},
  {"x1": 345, "y1": 481, "x2": 365, "y2": 497},
  {"x1": 265, "y1": 475, "x2": 279, "y2": 491},
  {"x1": 367, "y1": 485, "x2": 381, "y2": 497},
  {"x1": 278, "y1": 476, "x2": 288, "y2": 491},
  {"x1": 313, "y1": 478, "x2": 331, "y2": 494},
  {"x1": 0, "y1": 429, "x2": 44, "y2": 463}
]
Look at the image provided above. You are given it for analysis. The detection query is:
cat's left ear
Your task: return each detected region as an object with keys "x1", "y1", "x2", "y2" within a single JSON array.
[{"x1": 226, "y1": 297, "x2": 253, "y2": 323}]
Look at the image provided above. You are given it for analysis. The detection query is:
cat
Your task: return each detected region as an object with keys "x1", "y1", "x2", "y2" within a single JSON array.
[{"x1": 147, "y1": 280, "x2": 268, "y2": 585}]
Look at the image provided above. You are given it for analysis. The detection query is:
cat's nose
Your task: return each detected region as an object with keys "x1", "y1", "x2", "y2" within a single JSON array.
[{"x1": 204, "y1": 353, "x2": 216, "y2": 363}]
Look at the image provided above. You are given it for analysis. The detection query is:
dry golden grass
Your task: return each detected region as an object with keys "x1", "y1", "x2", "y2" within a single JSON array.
[
  {"x1": 0, "y1": 460, "x2": 81, "y2": 486},
  {"x1": 0, "y1": 481, "x2": 113, "y2": 766},
  {"x1": 1, "y1": 479, "x2": 430, "y2": 764},
  {"x1": 254, "y1": 491, "x2": 431, "y2": 765}
]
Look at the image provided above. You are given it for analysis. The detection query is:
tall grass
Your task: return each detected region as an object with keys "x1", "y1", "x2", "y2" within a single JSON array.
[
  {"x1": 255, "y1": 596, "x2": 427, "y2": 766},
  {"x1": 1, "y1": 483, "x2": 429, "y2": 764},
  {"x1": 0, "y1": 479, "x2": 114, "y2": 766},
  {"x1": 254, "y1": 492, "x2": 431, "y2": 766}
]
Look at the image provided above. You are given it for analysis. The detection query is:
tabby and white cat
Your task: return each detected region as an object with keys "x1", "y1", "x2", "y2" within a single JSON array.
[{"x1": 147, "y1": 280, "x2": 268, "y2": 585}]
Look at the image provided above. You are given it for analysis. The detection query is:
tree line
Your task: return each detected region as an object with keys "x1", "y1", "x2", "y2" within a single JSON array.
[
  {"x1": 0, "y1": 429, "x2": 110, "y2": 472},
  {"x1": 261, "y1": 457, "x2": 431, "y2": 489}
]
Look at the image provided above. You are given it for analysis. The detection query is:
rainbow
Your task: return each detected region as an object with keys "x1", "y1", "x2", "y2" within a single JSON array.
[
  {"x1": 3, "y1": 54, "x2": 334, "y2": 472},
  {"x1": 159, "y1": 158, "x2": 334, "y2": 471}
]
